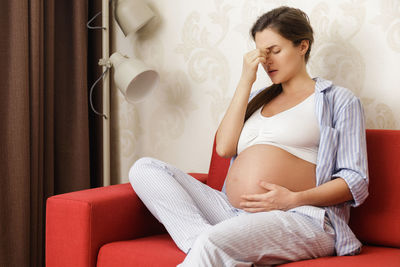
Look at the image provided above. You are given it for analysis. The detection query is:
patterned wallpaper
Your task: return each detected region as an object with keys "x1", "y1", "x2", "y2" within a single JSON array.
[{"x1": 110, "y1": 0, "x2": 400, "y2": 184}]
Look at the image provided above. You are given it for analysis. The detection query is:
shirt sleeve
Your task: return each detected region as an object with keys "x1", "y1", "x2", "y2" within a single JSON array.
[{"x1": 332, "y1": 97, "x2": 369, "y2": 207}]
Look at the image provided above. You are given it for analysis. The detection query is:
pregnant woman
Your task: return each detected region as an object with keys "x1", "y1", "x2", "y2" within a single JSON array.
[{"x1": 129, "y1": 6, "x2": 368, "y2": 266}]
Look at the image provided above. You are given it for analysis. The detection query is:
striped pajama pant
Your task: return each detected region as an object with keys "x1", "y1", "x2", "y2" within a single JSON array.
[{"x1": 129, "y1": 157, "x2": 335, "y2": 267}]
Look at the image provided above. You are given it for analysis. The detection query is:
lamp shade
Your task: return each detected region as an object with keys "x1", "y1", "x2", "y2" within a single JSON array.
[
  {"x1": 114, "y1": 0, "x2": 155, "y2": 36},
  {"x1": 110, "y1": 52, "x2": 159, "y2": 103}
]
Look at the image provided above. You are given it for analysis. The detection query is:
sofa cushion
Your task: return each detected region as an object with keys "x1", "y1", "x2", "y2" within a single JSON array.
[
  {"x1": 349, "y1": 130, "x2": 400, "y2": 248},
  {"x1": 97, "y1": 234, "x2": 185, "y2": 267},
  {"x1": 97, "y1": 234, "x2": 400, "y2": 267},
  {"x1": 279, "y1": 245, "x2": 400, "y2": 267}
]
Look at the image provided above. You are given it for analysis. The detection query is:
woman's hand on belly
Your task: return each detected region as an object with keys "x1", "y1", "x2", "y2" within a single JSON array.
[
  {"x1": 225, "y1": 144, "x2": 316, "y2": 209},
  {"x1": 239, "y1": 180, "x2": 300, "y2": 212}
]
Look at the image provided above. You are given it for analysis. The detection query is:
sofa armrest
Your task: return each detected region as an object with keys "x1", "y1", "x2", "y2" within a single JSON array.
[
  {"x1": 46, "y1": 174, "x2": 208, "y2": 267},
  {"x1": 46, "y1": 183, "x2": 165, "y2": 267}
]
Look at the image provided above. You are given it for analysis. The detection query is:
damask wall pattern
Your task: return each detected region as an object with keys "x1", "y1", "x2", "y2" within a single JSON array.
[{"x1": 111, "y1": 0, "x2": 400, "y2": 184}]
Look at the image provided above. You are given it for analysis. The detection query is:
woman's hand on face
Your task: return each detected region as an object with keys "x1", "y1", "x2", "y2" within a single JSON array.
[
  {"x1": 240, "y1": 48, "x2": 268, "y2": 85},
  {"x1": 239, "y1": 181, "x2": 299, "y2": 212}
]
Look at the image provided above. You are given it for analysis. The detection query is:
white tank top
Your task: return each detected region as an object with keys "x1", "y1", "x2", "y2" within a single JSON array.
[{"x1": 237, "y1": 93, "x2": 320, "y2": 164}]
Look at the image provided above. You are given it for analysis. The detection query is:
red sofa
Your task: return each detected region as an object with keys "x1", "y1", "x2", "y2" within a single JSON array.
[{"x1": 46, "y1": 129, "x2": 400, "y2": 266}]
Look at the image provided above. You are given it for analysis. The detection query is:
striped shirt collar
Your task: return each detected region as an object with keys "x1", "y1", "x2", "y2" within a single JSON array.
[{"x1": 313, "y1": 77, "x2": 333, "y2": 92}]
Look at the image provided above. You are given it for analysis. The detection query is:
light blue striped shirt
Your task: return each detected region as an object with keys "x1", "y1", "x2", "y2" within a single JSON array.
[{"x1": 221, "y1": 77, "x2": 369, "y2": 256}]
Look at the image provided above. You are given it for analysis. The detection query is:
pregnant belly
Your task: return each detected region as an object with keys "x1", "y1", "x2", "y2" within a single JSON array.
[{"x1": 225, "y1": 144, "x2": 316, "y2": 209}]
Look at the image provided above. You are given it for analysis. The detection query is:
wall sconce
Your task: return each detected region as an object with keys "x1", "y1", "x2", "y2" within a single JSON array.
[{"x1": 87, "y1": 0, "x2": 159, "y2": 186}]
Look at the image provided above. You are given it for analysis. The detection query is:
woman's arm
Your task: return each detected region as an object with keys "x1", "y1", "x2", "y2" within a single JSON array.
[
  {"x1": 216, "y1": 49, "x2": 267, "y2": 158},
  {"x1": 215, "y1": 79, "x2": 252, "y2": 158},
  {"x1": 294, "y1": 178, "x2": 352, "y2": 207},
  {"x1": 329, "y1": 97, "x2": 369, "y2": 207}
]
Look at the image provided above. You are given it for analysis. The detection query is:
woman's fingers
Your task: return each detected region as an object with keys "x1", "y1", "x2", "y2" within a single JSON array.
[
  {"x1": 240, "y1": 48, "x2": 269, "y2": 84},
  {"x1": 244, "y1": 53, "x2": 266, "y2": 71},
  {"x1": 257, "y1": 56, "x2": 267, "y2": 65},
  {"x1": 246, "y1": 48, "x2": 268, "y2": 64}
]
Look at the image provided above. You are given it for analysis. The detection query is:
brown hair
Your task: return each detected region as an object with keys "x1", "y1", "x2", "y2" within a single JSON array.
[{"x1": 244, "y1": 6, "x2": 314, "y2": 122}]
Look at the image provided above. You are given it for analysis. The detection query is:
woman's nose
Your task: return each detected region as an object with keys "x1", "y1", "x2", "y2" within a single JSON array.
[
  {"x1": 265, "y1": 55, "x2": 273, "y2": 65},
  {"x1": 265, "y1": 60, "x2": 273, "y2": 68}
]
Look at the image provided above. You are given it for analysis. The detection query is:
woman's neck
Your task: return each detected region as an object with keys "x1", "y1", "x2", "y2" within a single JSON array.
[{"x1": 281, "y1": 69, "x2": 315, "y2": 96}]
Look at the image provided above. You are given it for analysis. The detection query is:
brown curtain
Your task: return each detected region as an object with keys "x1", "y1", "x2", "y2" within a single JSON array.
[
  {"x1": 88, "y1": 0, "x2": 104, "y2": 188},
  {"x1": 0, "y1": 0, "x2": 102, "y2": 266}
]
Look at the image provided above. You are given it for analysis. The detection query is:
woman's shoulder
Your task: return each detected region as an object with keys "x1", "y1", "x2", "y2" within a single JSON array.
[
  {"x1": 316, "y1": 77, "x2": 359, "y2": 104},
  {"x1": 316, "y1": 77, "x2": 364, "y2": 119}
]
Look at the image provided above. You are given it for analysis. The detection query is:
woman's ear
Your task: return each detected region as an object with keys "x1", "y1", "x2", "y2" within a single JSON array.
[{"x1": 299, "y1": 39, "x2": 309, "y2": 56}]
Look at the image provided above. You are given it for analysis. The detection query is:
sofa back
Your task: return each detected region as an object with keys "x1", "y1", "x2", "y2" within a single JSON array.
[
  {"x1": 207, "y1": 129, "x2": 400, "y2": 248},
  {"x1": 349, "y1": 129, "x2": 400, "y2": 248},
  {"x1": 206, "y1": 136, "x2": 231, "y2": 191}
]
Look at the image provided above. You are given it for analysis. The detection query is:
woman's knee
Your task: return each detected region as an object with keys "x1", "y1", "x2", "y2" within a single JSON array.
[
  {"x1": 129, "y1": 157, "x2": 175, "y2": 187},
  {"x1": 129, "y1": 157, "x2": 156, "y2": 186}
]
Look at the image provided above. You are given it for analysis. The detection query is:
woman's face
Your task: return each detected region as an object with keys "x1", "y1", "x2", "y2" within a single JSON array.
[{"x1": 254, "y1": 28, "x2": 307, "y2": 84}]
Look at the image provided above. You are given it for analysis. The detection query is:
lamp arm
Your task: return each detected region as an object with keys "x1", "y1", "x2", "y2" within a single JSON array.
[
  {"x1": 87, "y1": 11, "x2": 106, "y2": 30},
  {"x1": 89, "y1": 67, "x2": 110, "y2": 119}
]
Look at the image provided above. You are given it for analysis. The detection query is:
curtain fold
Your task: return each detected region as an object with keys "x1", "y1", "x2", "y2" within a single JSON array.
[
  {"x1": 0, "y1": 0, "x2": 101, "y2": 266},
  {"x1": 88, "y1": 0, "x2": 104, "y2": 189},
  {"x1": 53, "y1": 1, "x2": 91, "y2": 193}
]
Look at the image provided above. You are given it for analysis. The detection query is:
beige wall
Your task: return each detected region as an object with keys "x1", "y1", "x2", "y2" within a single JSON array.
[{"x1": 110, "y1": 0, "x2": 400, "y2": 184}]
